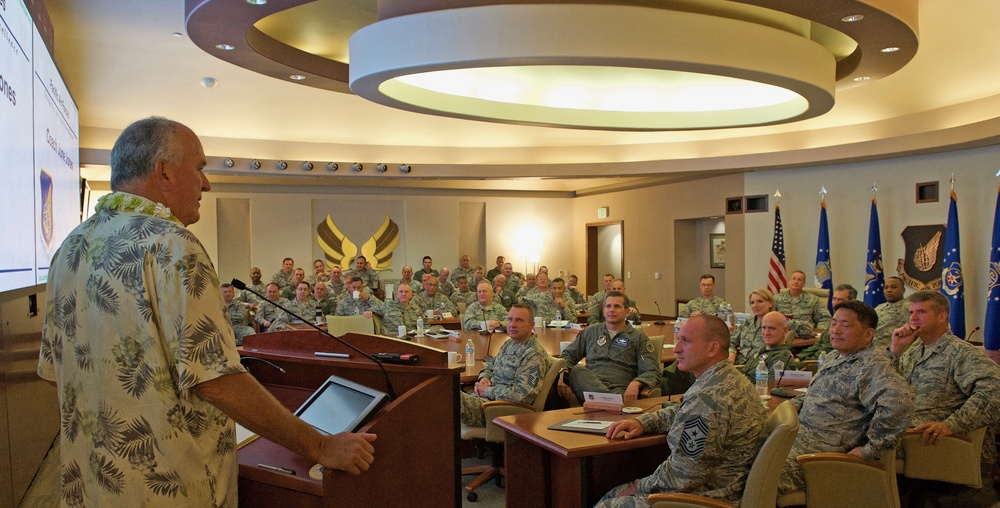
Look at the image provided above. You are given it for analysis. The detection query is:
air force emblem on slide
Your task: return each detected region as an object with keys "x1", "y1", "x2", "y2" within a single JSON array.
[{"x1": 680, "y1": 417, "x2": 708, "y2": 457}]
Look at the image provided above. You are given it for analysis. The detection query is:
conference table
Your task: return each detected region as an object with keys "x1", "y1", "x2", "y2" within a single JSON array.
[
  {"x1": 495, "y1": 389, "x2": 798, "y2": 508},
  {"x1": 407, "y1": 321, "x2": 677, "y2": 383}
]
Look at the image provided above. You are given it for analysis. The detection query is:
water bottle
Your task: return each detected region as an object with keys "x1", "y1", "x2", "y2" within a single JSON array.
[
  {"x1": 817, "y1": 351, "x2": 826, "y2": 371},
  {"x1": 555, "y1": 311, "x2": 562, "y2": 322},
  {"x1": 416, "y1": 317, "x2": 425, "y2": 336},
  {"x1": 755, "y1": 354, "x2": 770, "y2": 400},
  {"x1": 725, "y1": 303, "x2": 733, "y2": 327},
  {"x1": 438, "y1": 302, "x2": 445, "y2": 317},
  {"x1": 465, "y1": 339, "x2": 475, "y2": 367}
]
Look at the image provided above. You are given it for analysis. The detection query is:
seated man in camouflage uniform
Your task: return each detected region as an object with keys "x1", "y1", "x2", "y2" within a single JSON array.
[
  {"x1": 873, "y1": 277, "x2": 909, "y2": 350},
  {"x1": 597, "y1": 315, "x2": 767, "y2": 507},
  {"x1": 889, "y1": 291, "x2": 1000, "y2": 494},
  {"x1": 450, "y1": 254, "x2": 475, "y2": 286},
  {"x1": 373, "y1": 284, "x2": 422, "y2": 333},
  {"x1": 344, "y1": 255, "x2": 380, "y2": 294},
  {"x1": 270, "y1": 257, "x2": 295, "y2": 293},
  {"x1": 459, "y1": 304, "x2": 550, "y2": 427},
  {"x1": 737, "y1": 312, "x2": 801, "y2": 383},
  {"x1": 450, "y1": 275, "x2": 477, "y2": 308},
  {"x1": 588, "y1": 279, "x2": 640, "y2": 326},
  {"x1": 515, "y1": 272, "x2": 537, "y2": 300},
  {"x1": 222, "y1": 283, "x2": 255, "y2": 345},
  {"x1": 437, "y1": 267, "x2": 455, "y2": 297},
  {"x1": 326, "y1": 266, "x2": 347, "y2": 302},
  {"x1": 398, "y1": 265, "x2": 422, "y2": 294},
  {"x1": 412, "y1": 275, "x2": 458, "y2": 318},
  {"x1": 233, "y1": 266, "x2": 264, "y2": 305},
  {"x1": 280, "y1": 268, "x2": 307, "y2": 300},
  {"x1": 463, "y1": 280, "x2": 509, "y2": 331},
  {"x1": 335, "y1": 278, "x2": 383, "y2": 317},
  {"x1": 773, "y1": 270, "x2": 831, "y2": 339},
  {"x1": 795, "y1": 284, "x2": 855, "y2": 361},
  {"x1": 522, "y1": 273, "x2": 573, "y2": 322},
  {"x1": 313, "y1": 281, "x2": 337, "y2": 316},
  {"x1": 255, "y1": 283, "x2": 290, "y2": 331},
  {"x1": 678, "y1": 274, "x2": 728, "y2": 319},
  {"x1": 566, "y1": 274, "x2": 586, "y2": 305},
  {"x1": 492, "y1": 274, "x2": 517, "y2": 310},
  {"x1": 559, "y1": 292, "x2": 660, "y2": 405},
  {"x1": 308, "y1": 259, "x2": 331, "y2": 286},
  {"x1": 778, "y1": 300, "x2": 913, "y2": 495}
]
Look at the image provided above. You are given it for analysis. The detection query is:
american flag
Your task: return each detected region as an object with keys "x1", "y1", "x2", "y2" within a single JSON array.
[{"x1": 768, "y1": 204, "x2": 787, "y2": 295}]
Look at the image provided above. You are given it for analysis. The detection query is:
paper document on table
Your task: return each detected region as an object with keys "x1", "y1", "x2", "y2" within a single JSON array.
[{"x1": 548, "y1": 419, "x2": 615, "y2": 434}]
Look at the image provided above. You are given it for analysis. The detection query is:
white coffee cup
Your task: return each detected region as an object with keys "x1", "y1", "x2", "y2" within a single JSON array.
[
  {"x1": 559, "y1": 341, "x2": 572, "y2": 353},
  {"x1": 353, "y1": 290, "x2": 360, "y2": 300},
  {"x1": 534, "y1": 317, "x2": 542, "y2": 328},
  {"x1": 426, "y1": 309, "x2": 434, "y2": 318},
  {"x1": 397, "y1": 325, "x2": 407, "y2": 337},
  {"x1": 447, "y1": 351, "x2": 464, "y2": 364},
  {"x1": 479, "y1": 321, "x2": 488, "y2": 331}
]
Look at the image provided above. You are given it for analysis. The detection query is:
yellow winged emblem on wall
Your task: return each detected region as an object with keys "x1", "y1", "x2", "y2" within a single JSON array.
[{"x1": 317, "y1": 214, "x2": 400, "y2": 270}]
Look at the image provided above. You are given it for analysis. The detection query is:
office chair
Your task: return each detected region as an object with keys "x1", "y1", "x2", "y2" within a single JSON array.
[
  {"x1": 324, "y1": 314, "x2": 375, "y2": 336},
  {"x1": 461, "y1": 358, "x2": 566, "y2": 502},
  {"x1": 647, "y1": 400, "x2": 799, "y2": 508},
  {"x1": 900, "y1": 426, "x2": 988, "y2": 488}
]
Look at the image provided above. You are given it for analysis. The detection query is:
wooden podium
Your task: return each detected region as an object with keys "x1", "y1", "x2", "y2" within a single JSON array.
[{"x1": 237, "y1": 330, "x2": 462, "y2": 508}]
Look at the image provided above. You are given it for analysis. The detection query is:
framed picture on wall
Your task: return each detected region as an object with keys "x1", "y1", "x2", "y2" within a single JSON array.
[{"x1": 710, "y1": 234, "x2": 726, "y2": 268}]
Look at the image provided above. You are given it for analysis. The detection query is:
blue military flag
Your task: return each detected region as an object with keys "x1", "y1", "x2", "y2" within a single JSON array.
[
  {"x1": 984, "y1": 185, "x2": 1000, "y2": 351},
  {"x1": 815, "y1": 201, "x2": 833, "y2": 312},
  {"x1": 864, "y1": 197, "x2": 886, "y2": 307},
  {"x1": 941, "y1": 190, "x2": 965, "y2": 338}
]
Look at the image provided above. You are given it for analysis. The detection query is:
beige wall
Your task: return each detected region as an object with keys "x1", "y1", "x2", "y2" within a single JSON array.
[
  {"x1": 743, "y1": 144, "x2": 1000, "y2": 334},
  {"x1": 197, "y1": 186, "x2": 577, "y2": 284},
  {"x1": 571, "y1": 174, "x2": 747, "y2": 316}
]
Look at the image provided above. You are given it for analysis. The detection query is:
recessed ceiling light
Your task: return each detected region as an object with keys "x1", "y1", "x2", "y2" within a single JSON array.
[
  {"x1": 841, "y1": 14, "x2": 864, "y2": 22},
  {"x1": 172, "y1": 32, "x2": 183, "y2": 38},
  {"x1": 881, "y1": 47, "x2": 900, "y2": 53},
  {"x1": 201, "y1": 77, "x2": 218, "y2": 88},
  {"x1": 290, "y1": 74, "x2": 306, "y2": 81},
  {"x1": 246, "y1": 0, "x2": 267, "y2": 4},
  {"x1": 215, "y1": 43, "x2": 235, "y2": 51},
  {"x1": 853, "y1": 76, "x2": 871, "y2": 82}
]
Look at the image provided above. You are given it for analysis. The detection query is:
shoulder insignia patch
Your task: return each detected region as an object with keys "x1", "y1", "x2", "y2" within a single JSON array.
[
  {"x1": 645, "y1": 341, "x2": 655, "y2": 353},
  {"x1": 679, "y1": 416, "x2": 709, "y2": 458}
]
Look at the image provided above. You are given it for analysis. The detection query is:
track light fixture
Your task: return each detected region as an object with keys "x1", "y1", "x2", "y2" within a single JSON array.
[
  {"x1": 352, "y1": 163, "x2": 363, "y2": 172},
  {"x1": 399, "y1": 164, "x2": 412, "y2": 174},
  {"x1": 250, "y1": 159, "x2": 261, "y2": 170},
  {"x1": 302, "y1": 161, "x2": 314, "y2": 171},
  {"x1": 277, "y1": 160, "x2": 288, "y2": 170}
]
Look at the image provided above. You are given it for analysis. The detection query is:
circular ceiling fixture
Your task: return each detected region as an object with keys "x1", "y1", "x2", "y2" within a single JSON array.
[
  {"x1": 350, "y1": 4, "x2": 835, "y2": 130},
  {"x1": 186, "y1": 0, "x2": 919, "y2": 130}
]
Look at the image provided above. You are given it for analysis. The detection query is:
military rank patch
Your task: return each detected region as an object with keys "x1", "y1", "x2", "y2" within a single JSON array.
[
  {"x1": 597, "y1": 335, "x2": 608, "y2": 346},
  {"x1": 680, "y1": 416, "x2": 708, "y2": 458},
  {"x1": 612, "y1": 336, "x2": 629, "y2": 347},
  {"x1": 645, "y1": 341, "x2": 655, "y2": 353}
]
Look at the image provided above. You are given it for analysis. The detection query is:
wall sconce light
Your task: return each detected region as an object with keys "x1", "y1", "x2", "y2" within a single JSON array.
[
  {"x1": 399, "y1": 164, "x2": 412, "y2": 174},
  {"x1": 224, "y1": 158, "x2": 235, "y2": 168},
  {"x1": 277, "y1": 160, "x2": 288, "y2": 170},
  {"x1": 250, "y1": 159, "x2": 261, "y2": 170},
  {"x1": 352, "y1": 163, "x2": 363, "y2": 172},
  {"x1": 327, "y1": 162, "x2": 339, "y2": 172},
  {"x1": 302, "y1": 162, "x2": 314, "y2": 171},
  {"x1": 376, "y1": 163, "x2": 388, "y2": 173}
]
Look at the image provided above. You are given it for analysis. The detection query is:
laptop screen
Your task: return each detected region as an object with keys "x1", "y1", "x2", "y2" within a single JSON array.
[{"x1": 294, "y1": 374, "x2": 389, "y2": 435}]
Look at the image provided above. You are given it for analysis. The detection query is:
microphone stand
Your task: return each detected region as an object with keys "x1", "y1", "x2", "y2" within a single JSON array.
[
  {"x1": 232, "y1": 278, "x2": 396, "y2": 400},
  {"x1": 653, "y1": 301, "x2": 666, "y2": 325},
  {"x1": 769, "y1": 362, "x2": 797, "y2": 398}
]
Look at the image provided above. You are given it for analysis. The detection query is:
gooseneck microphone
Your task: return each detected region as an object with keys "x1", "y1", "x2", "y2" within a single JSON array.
[
  {"x1": 232, "y1": 278, "x2": 396, "y2": 399},
  {"x1": 966, "y1": 326, "x2": 981, "y2": 342},
  {"x1": 769, "y1": 363, "x2": 798, "y2": 398},
  {"x1": 239, "y1": 356, "x2": 287, "y2": 374},
  {"x1": 653, "y1": 301, "x2": 666, "y2": 325}
]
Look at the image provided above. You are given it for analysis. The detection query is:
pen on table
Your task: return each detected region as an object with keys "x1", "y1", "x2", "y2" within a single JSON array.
[
  {"x1": 314, "y1": 352, "x2": 350, "y2": 358},
  {"x1": 257, "y1": 463, "x2": 296, "y2": 475}
]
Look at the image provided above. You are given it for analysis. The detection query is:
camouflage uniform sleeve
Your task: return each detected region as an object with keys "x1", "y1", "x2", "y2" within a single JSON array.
[
  {"x1": 484, "y1": 348, "x2": 547, "y2": 404},
  {"x1": 678, "y1": 303, "x2": 692, "y2": 318},
  {"x1": 943, "y1": 351, "x2": 1000, "y2": 433},
  {"x1": 857, "y1": 357, "x2": 914, "y2": 460},
  {"x1": 796, "y1": 329, "x2": 831, "y2": 360},
  {"x1": 813, "y1": 299, "x2": 832, "y2": 331},
  {"x1": 461, "y1": 304, "x2": 479, "y2": 330},
  {"x1": 637, "y1": 401, "x2": 679, "y2": 434},
  {"x1": 788, "y1": 318, "x2": 816, "y2": 339},
  {"x1": 480, "y1": 341, "x2": 500, "y2": 380}
]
